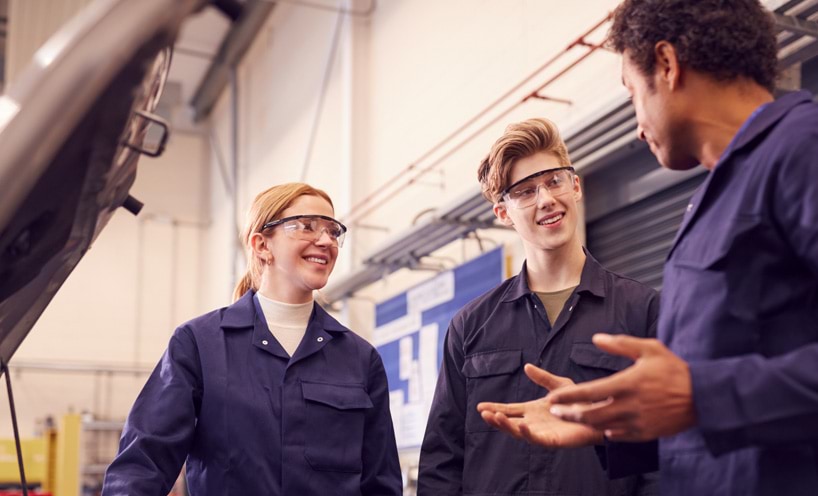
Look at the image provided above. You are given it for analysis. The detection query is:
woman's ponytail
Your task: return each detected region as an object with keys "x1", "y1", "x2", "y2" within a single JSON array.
[{"x1": 232, "y1": 271, "x2": 255, "y2": 302}]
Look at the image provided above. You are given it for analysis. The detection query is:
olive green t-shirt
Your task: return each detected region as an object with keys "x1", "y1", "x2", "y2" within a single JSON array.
[{"x1": 535, "y1": 286, "x2": 577, "y2": 327}]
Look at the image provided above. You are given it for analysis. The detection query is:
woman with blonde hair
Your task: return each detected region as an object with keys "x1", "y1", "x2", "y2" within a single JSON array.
[{"x1": 103, "y1": 183, "x2": 402, "y2": 495}]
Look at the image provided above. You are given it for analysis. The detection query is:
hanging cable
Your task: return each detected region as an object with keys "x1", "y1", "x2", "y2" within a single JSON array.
[
  {"x1": 2, "y1": 361, "x2": 28, "y2": 496},
  {"x1": 301, "y1": 6, "x2": 346, "y2": 181},
  {"x1": 208, "y1": 125, "x2": 234, "y2": 195},
  {"x1": 230, "y1": 66, "x2": 242, "y2": 289}
]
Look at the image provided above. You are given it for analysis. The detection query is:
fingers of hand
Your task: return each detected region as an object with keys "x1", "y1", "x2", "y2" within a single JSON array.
[
  {"x1": 551, "y1": 397, "x2": 639, "y2": 432},
  {"x1": 479, "y1": 410, "x2": 502, "y2": 430},
  {"x1": 480, "y1": 411, "x2": 523, "y2": 439},
  {"x1": 524, "y1": 363, "x2": 573, "y2": 390},
  {"x1": 549, "y1": 397, "x2": 613, "y2": 422},
  {"x1": 547, "y1": 371, "x2": 629, "y2": 405},
  {"x1": 592, "y1": 333, "x2": 663, "y2": 360},
  {"x1": 476, "y1": 401, "x2": 525, "y2": 417},
  {"x1": 518, "y1": 421, "x2": 537, "y2": 443}
]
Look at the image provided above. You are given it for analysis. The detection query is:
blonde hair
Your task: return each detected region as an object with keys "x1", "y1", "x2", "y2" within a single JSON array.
[
  {"x1": 232, "y1": 183, "x2": 333, "y2": 302},
  {"x1": 477, "y1": 117, "x2": 572, "y2": 203}
]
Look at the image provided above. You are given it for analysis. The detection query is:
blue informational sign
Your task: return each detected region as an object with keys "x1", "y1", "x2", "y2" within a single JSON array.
[{"x1": 374, "y1": 247, "x2": 505, "y2": 449}]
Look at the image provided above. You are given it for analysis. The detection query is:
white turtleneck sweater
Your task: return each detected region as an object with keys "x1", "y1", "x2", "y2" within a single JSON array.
[{"x1": 256, "y1": 292, "x2": 313, "y2": 357}]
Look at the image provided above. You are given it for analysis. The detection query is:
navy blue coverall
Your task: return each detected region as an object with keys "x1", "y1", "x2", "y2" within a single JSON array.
[
  {"x1": 622, "y1": 90, "x2": 818, "y2": 495},
  {"x1": 102, "y1": 291, "x2": 402, "y2": 495}
]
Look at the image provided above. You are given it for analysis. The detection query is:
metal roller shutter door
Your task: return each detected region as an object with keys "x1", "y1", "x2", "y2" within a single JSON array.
[{"x1": 586, "y1": 174, "x2": 706, "y2": 290}]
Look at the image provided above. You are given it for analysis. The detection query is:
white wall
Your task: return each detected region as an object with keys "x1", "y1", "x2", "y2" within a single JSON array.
[
  {"x1": 202, "y1": 0, "x2": 363, "y2": 309},
  {"x1": 207, "y1": 0, "x2": 625, "y2": 338}
]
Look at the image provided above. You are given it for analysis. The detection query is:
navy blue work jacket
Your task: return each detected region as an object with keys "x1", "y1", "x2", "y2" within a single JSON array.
[
  {"x1": 651, "y1": 91, "x2": 818, "y2": 495},
  {"x1": 102, "y1": 291, "x2": 402, "y2": 496},
  {"x1": 418, "y1": 251, "x2": 659, "y2": 495}
]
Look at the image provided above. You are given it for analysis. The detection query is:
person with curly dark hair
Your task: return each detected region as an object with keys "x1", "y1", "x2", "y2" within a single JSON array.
[
  {"x1": 478, "y1": 1, "x2": 818, "y2": 495},
  {"x1": 608, "y1": 0, "x2": 779, "y2": 94}
]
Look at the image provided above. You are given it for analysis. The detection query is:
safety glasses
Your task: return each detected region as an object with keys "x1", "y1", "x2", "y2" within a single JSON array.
[
  {"x1": 261, "y1": 215, "x2": 348, "y2": 247},
  {"x1": 500, "y1": 167, "x2": 575, "y2": 209}
]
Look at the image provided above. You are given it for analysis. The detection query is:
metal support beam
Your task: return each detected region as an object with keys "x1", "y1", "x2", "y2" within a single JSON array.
[
  {"x1": 190, "y1": 0, "x2": 275, "y2": 121},
  {"x1": 773, "y1": 12, "x2": 818, "y2": 38},
  {"x1": 439, "y1": 219, "x2": 505, "y2": 230}
]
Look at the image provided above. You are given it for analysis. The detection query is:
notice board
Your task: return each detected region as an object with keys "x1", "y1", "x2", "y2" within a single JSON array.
[{"x1": 374, "y1": 247, "x2": 505, "y2": 449}]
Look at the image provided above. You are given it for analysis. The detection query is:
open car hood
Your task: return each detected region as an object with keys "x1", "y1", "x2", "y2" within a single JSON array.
[{"x1": 0, "y1": 0, "x2": 207, "y2": 365}]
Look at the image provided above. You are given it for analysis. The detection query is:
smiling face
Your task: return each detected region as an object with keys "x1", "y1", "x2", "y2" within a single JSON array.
[
  {"x1": 493, "y1": 151, "x2": 582, "y2": 254},
  {"x1": 253, "y1": 194, "x2": 338, "y2": 303}
]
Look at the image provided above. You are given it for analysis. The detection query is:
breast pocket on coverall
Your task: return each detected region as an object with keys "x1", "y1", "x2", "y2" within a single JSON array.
[
  {"x1": 462, "y1": 349, "x2": 522, "y2": 433},
  {"x1": 569, "y1": 342, "x2": 633, "y2": 382},
  {"x1": 301, "y1": 381, "x2": 374, "y2": 473}
]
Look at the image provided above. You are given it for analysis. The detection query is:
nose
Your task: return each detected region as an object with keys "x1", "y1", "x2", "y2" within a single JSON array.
[
  {"x1": 535, "y1": 184, "x2": 556, "y2": 208},
  {"x1": 636, "y1": 124, "x2": 647, "y2": 142},
  {"x1": 314, "y1": 229, "x2": 335, "y2": 246}
]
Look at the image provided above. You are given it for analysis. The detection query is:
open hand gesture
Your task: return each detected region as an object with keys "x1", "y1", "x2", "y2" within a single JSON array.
[{"x1": 477, "y1": 364, "x2": 604, "y2": 448}]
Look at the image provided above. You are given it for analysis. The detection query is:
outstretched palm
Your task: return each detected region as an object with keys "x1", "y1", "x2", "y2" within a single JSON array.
[{"x1": 476, "y1": 364, "x2": 603, "y2": 448}]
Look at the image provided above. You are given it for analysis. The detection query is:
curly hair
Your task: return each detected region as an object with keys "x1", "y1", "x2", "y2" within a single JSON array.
[
  {"x1": 609, "y1": 0, "x2": 778, "y2": 92},
  {"x1": 478, "y1": 118, "x2": 572, "y2": 203}
]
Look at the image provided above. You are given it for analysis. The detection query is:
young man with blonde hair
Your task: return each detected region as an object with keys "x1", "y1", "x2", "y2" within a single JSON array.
[{"x1": 417, "y1": 117, "x2": 658, "y2": 495}]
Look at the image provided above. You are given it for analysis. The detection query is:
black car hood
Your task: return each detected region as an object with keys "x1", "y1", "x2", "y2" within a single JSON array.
[{"x1": 0, "y1": 0, "x2": 205, "y2": 365}]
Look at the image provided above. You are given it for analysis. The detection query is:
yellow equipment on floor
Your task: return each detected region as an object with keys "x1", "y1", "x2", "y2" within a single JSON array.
[{"x1": 0, "y1": 414, "x2": 86, "y2": 496}]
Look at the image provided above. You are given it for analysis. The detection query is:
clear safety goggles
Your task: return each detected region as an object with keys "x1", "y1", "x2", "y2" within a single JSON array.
[
  {"x1": 261, "y1": 214, "x2": 348, "y2": 247},
  {"x1": 500, "y1": 166, "x2": 575, "y2": 209}
]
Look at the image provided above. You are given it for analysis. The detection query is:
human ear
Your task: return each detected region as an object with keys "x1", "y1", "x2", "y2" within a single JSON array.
[
  {"x1": 654, "y1": 41, "x2": 681, "y2": 90},
  {"x1": 250, "y1": 233, "x2": 273, "y2": 264},
  {"x1": 493, "y1": 203, "x2": 514, "y2": 227},
  {"x1": 572, "y1": 174, "x2": 583, "y2": 203}
]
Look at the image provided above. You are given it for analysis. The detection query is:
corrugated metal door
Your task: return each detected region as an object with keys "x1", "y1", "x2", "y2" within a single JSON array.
[{"x1": 586, "y1": 174, "x2": 706, "y2": 290}]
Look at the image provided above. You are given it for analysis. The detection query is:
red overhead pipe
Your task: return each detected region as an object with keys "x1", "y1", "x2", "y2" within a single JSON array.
[{"x1": 340, "y1": 12, "x2": 613, "y2": 224}]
